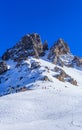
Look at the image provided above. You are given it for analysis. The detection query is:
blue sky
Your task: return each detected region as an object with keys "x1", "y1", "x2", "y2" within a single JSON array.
[{"x1": 0, "y1": 0, "x2": 82, "y2": 57}]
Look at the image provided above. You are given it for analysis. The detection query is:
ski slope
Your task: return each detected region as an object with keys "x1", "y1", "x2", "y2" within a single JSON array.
[
  {"x1": 0, "y1": 87, "x2": 82, "y2": 130},
  {"x1": 0, "y1": 52, "x2": 82, "y2": 130}
]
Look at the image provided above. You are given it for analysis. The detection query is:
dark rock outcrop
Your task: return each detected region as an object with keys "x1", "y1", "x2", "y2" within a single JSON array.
[
  {"x1": 48, "y1": 38, "x2": 70, "y2": 66},
  {"x1": 2, "y1": 34, "x2": 82, "y2": 69},
  {"x1": 2, "y1": 33, "x2": 44, "y2": 61},
  {"x1": 0, "y1": 61, "x2": 8, "y2": 75},
  {"x1": 54, "y1": 66, "x2": 78, "y2": 86},
  {"x1": 43, "y1": 41, "x2": 48, "y2": 51},
  {"x1": 72, "y1": 56, "x2": 82, "y2": 67},
  {"x1": 43, "y1": 76, "x2": 49, "y2": 81},
  {"x1": 31, "y1": 61, "x2": 40, "y2": 69}
]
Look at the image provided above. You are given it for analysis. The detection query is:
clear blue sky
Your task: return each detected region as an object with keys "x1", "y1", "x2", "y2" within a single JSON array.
[{"x1": 0, "y1": 0, "x2": 82, "y2": 57}]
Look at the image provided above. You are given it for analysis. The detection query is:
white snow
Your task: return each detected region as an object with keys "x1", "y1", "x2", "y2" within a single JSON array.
[
  {"x1": 0, "y1": 87, "x2": 82, "y2": 130},
  {"x1": 0, "y1": 54, "x2": 82, "y2": 130}
]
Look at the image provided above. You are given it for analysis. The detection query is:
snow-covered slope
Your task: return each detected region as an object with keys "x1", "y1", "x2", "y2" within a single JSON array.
[
  {"x1": 0, "y1": 54, "x2": 82, "y2": 96},
  {"x1": 0, "y1": 33, "x2": 82, "y2": 96},
  {"x1": 0, "y1": 33, "x2": 82, "y2": 130},
  {"x1": 0, "y1": 86, "x2": 82, "y2": 130}
]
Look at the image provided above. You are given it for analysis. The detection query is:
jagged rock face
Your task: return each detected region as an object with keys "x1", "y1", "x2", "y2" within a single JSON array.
[
  {"x1": 48, "y1": 38, "x2": 70, "y2": 66},
  {"x1": 50, "y1": 38, "x2": 70, "y2": 56},
  {"x1": 1, "y1": 34, "x2": 82, "y2": 68},
  {"x1": 2, "y1": 33, "x2": 44, "y2": 61},
  {"x1": 72, "y1": 56, "x2": 82, "y2": 67},
  {"x1": 0, "y1": 33, "x2": 81, "y2": 96},
  {"x1": 43, "y1": 41, "x2": 48, "y2": 51},
  {"x1": 54, "y1": 66, "x2": 78, "y2": 86},
  {"x1": 0, "y1": 61, "x2": 8, "y2": 75}
]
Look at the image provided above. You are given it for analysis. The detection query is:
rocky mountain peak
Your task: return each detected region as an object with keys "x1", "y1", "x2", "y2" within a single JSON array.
[
  {"x1": 52, "y1": 38, "x2": 70, "y2": 55},
  {"x1": 0, "y1": 33, "x2": 82, "y2": 96},
  {"x1": 2, "y1": 33, "x2": 44, "y2": 61},
  {"x1": 20, "y1": 33, "x2": 42, "y2": 48},
  {"x1": 48, "y1": 38, "x2": 70, "y2": 66},
  {"x1": 1, "y1": 33, "x2": 82, "y2": 68}
]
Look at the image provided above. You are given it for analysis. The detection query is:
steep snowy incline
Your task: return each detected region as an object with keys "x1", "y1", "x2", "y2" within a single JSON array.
[{"x1": 0, "y1": 55, "x2": 82, "y2": 96}]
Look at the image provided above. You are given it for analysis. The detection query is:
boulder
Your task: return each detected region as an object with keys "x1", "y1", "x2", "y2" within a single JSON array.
[
  {"x1": 43, "y1": 76, "x2": 49, "y2": 81},
  {"x1": 68, "y1": 78, "x2": 78, "y2": 86},
  {"x1": 19, "y1": 87, "x2": 27, "y2": 92},
  {"x1": 54, "y1": 66, "x2": 64, "y2": 73},
  {"x1": 31, "y1": 61, "x2": 40, "y2": 69},
  {"x1": 56, "y1": 75, "x2": 64, "y2": 82},
  {"x1": 72, "y1": 56, "x2": 82, "y2": 67},
  {"x1": 0, "y1": 61, "x2": 8, "y2": 75},
  {"x1": 2, "y1": 51, "x2": 10, "y2": 60}
]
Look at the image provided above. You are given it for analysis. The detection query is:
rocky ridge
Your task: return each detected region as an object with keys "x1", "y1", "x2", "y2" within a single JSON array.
[
  {"x1": 1, "y1": 33, "x2": 82, "y2": 67},
  {"x1": 0, "y1": 33, "x2": 82, "y2": 96},
  {"x1": 2, "y1": 33, "x2": 44, "y2": 61}
]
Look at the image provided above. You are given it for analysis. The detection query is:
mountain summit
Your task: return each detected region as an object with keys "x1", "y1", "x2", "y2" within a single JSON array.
[
  {"x1": 0, "y1": 33, "x2": 82, "y2": 96},
  {"x1": 2, "y1": 33, "x2": 44, "y2": 61}
]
